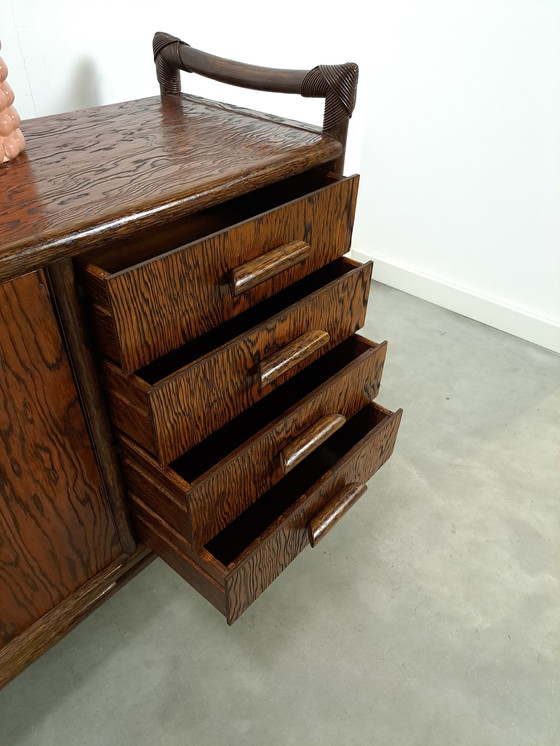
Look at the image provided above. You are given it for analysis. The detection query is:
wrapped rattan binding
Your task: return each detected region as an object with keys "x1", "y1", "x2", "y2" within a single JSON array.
[{"x1": 152, "y1": 31, "x2": 359, "y2": 174}]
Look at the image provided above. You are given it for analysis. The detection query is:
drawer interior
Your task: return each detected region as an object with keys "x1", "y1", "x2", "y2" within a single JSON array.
[
  {"x1": 80, "y1": 169, "x2": 341, "y2": 274},
  {"x1": 170, "y1": 336, "x2": 378, "y2": 483},
  {"x1": 204, "y1": 404, "x2": 389, "y2": 568},
  {"x1": 136, "y1": 258, "x2": 359, "y2": 385}
]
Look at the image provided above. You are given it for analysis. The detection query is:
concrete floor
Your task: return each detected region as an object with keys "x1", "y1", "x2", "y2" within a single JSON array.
[{"x1": 1, "y1": 283, "x2": 559, "y2": 746}]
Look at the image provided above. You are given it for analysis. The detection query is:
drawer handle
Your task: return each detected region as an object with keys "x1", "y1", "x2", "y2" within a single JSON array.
[
  {"x1": 231, "y1": 241, "x2": 311, "y2": 296},
  {"x1": 280, "y1": 414, "x2": 346, "y2": 474},
  {"x1": 259, "y1": 330, "x2": 330, "y2": 387},
  {"x1": 308, "y1": 482, "x2": 368, "y2": 547}
]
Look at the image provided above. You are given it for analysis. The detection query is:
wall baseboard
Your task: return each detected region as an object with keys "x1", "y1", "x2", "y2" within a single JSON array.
[{"x1": 351, "y1": 248, "x2": 560, "y2": 354}]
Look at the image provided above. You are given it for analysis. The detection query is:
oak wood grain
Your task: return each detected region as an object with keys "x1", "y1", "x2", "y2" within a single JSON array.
[
  {"x1": 231, "y1": 240, "x2": 311, "y2": 296},
  {"x1": 132, "y1": 504, "x2": 227, "y2": 616},
  {"x1": 131, "y1": 496, "x2": 226, "y2": 587},
  {"x1": 105, "y1": 259, "x2": 372, "y2": 463},
  {"x1": 79, "y1": 172, "x2": 359, "y2": 372},
  {"x1": 130, "y1": 403, "x2": 402, "y2": 624},
  {"x1": 119, "y1": 336, "x2": 387, "y2": 547},
  {"x1": 0, "y1": 95, "x2": 342, "y2": 284},
  {"x1": 258, "y1": 330, "x2": 330, "y2": 387},
  {"x1": 307, "y1": 482, "x2": 368, "y2": 547},
  {"x1": 0, "y1": 271, "x2": 121, "y2": 647},
  {"x1": 47, "y1": 259, "x2": 135, "y2": 553},
  {"x1": 225, "y1": 405, "x2": 402, "y2": 623},
  {"x1": 0, "y1": 548, "x2": 152, "y2": 690},
  {"x1": 87, "y1": 303, "x2": 121, "y2": 364},
  {"x1": 280, "y1": 414, "x2": 346, "y2": 474},
  {"x1": 153, "y1": 32, "x2": 358, "y2": 175}
]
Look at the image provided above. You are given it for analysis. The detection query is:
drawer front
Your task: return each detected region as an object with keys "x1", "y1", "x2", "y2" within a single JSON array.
[
  {"x1": 105, "y1": 259, "x2": 372, "y2": 464},
  {"x1": 132, "y1": 500, "x2": 228, "y2": 617},
  {"x1": 84, "y1": 175, "x2": 359, "y2": 374},
  {"x1": 130, "y1": 403, "x2": 402, "y2": 624},
  {"x1": 223, "y1": 404, "x2": 402, "y2": 624},
  {"x1": 120, "y1": 336, "x2": 387, "y2": 547}
]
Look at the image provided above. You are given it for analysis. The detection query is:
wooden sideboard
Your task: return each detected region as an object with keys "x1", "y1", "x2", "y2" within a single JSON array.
[{"x1": 0, "y1": 34, "x2": 401, "y2": 687}]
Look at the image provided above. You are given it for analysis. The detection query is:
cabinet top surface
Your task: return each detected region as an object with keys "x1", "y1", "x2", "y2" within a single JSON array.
[{"x1": 0, "y1": 94, "x2": 342, "y2": 283}]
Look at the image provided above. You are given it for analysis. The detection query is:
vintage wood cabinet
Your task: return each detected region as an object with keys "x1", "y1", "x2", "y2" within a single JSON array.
[{"x1": 0, "y1": 33, "x2": 401, "y2": 687}]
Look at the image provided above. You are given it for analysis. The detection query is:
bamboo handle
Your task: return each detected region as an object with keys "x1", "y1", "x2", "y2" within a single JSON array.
[
  {"x1": 231, "y1": 241, "x2": 311, "y2": 296},
  {"x1": 152, "y1": 32, "x2": 359, "y2": 174},
  {"x1": 280, "y1": 414, "x2": 346, "y2": 474},
  {"x1": 308, "y1": 482, "x2": 368, "y2": 547},
  {"x1": 258, "y1": 330, "x2": 330, "y2": 388}
]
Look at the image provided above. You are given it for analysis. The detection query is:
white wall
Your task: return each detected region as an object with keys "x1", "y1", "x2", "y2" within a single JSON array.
[
  {"x1": 351, "y1": 1, "x2": 560, "y2": 353},
  {"x1": 2, "y1": 0, "x2": 559, "y2": 351}
]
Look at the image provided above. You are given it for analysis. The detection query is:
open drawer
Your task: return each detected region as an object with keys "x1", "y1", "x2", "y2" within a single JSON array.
[
  {"x1": 119, "y1": 335, "x2": 387, "y2": 547},
  {"x1": 77, "y1": 169, "x2": 359, "y2": 374},
  {"x1": 132, "y1": 402, "x2": 402, "y2": 624},
  {"x1": 104, "y1": 258, "x2": 372, "y2": 464}
]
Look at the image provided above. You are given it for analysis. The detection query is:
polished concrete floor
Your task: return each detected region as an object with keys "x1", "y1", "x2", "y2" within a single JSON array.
[{"x1": 1, "y1": 283, "x2": 559, "y2": 746}]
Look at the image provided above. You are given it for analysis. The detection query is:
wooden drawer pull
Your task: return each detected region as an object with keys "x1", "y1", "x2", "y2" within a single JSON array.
[
  {"x1": 231, "y1": 241, "x2": 311, "y2": 296},
  {"x1": 258, "y1": 330, "x2": 329, "y2": 387},
  {"x1": 308, "y1": 482, "x2": 368, "y2": 547},
  {"x1": 280, "y1": 414, "x2": 346, "y2": 474}
]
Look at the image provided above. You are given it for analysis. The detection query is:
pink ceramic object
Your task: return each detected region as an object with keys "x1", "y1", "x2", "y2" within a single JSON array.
[{"x1": 0, "y1": 42, "x2": 25, "y2": 164}]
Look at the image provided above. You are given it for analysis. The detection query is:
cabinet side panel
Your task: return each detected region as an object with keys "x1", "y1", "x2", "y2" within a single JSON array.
[{"x1": 0, "y1": 271, "x2": 120, "y2": 647}]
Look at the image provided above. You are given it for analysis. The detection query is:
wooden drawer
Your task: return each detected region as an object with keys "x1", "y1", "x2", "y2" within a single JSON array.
[
  {"x1": 132, "y1": 402, "x2": 402, "y2": 624},
  {"x1": 78, "y1": 169, "x2": 359, "y2": 374},
  {"x1": 104, "y1": 258, "x2": 372, "y2": 464},
  {"x1": 119, "y1": 335, "x2": 387, "y2": 547}
]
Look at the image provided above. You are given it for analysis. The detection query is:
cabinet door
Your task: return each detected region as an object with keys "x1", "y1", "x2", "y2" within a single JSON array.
[{"x1": 0, "y1": 270, "x2": 120, "y2": 647}]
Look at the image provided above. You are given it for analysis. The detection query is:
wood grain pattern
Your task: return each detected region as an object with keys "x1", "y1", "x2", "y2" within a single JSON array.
[
  {"x1": 132, "y1": 503, "x2": 227, "y2": 616},
  {"x1": 130, "y1": 403, "x2": 402, "y2": 624},
  {"x1": 153, "y1": 32, "x2": 358, "y2": 175},
  {"x1": 231, "y1": 240, "x2": 311, "y2": 296},
  {"x1": 0, "y1": 62, "x2": 380, "y2": 676},
  {"x1": 119, "y1": 335, "x2": 387, "y2": 547},
  {"x1": 0, "y1": 271, "x2": 120, "y2": 647},
  {"x1": 258, "y1": 330, "x2": 330, "y2": 387},
  {"x1": 105, "y1": 259, "x2": 372, "y2": 463},
  {"x1": 87, "y1": 303, "x2": 122, "y2": 364},
  {"x1": 154, "y1": 31, "x2": 309, "y2": 95},
  {"x1": 130, "y1": 495, "x2": 226, "y2": 586},
  {"x1": 280, "y1": 414, "x2": 346, "y2": 474},
  {"x1": 307, "y1": 482, "x2": 368, "y2": 547},
  {"x1": 80, "y1": 172, "x2": 359, "y2": 372},
  {"x1": 124, "y1": 459, "x2": 192, "y2": 539},
  {"x1": 47, "y1": 259, "x2": 135, "y2": 554},
  {"x1": 0, "y1": 95, "x2": 342, "y2": 284},
  {"x1": 0, "y1": 548, "x2": 152, "y2": 690},
  {"x1": 225, "y1": 404, "x2": 402, "y2": 623},
  {"x1": 102, "y1": 370, "x2": 157, "y2": 457}
]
